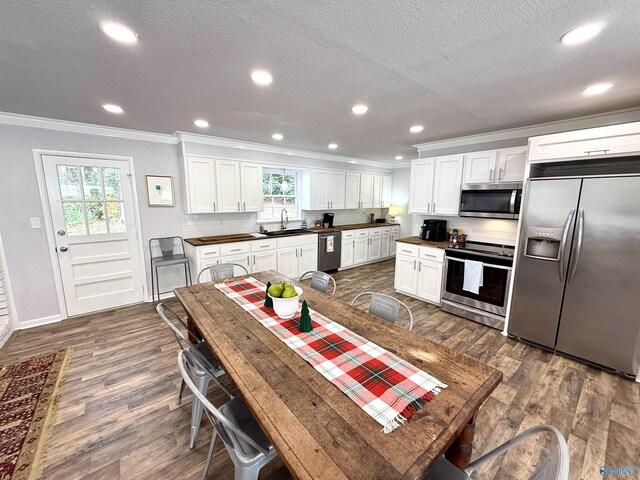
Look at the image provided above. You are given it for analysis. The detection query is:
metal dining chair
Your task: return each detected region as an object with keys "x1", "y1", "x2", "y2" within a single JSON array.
[
  {"x1": 149, "y1": 237, "x2": 192, "y2": 303},
  {"x1": 351, "y1": 292, "x2": 414, "y2": 330},
  {"x1": 424, "y1": 425, "x2": 569, "y2": 480},
  {"x1": 197, "y1": 263, "x2": 249, "y2": 283},
  {"x1": 178, "y1": 350, "x2": 278, "y2": 480},
  {"x1": 299, "y1": 270, "x2": 337, "y2": 296},
  {"x1": 156, "y1": 303, "x2": 232, "y2": 448}
]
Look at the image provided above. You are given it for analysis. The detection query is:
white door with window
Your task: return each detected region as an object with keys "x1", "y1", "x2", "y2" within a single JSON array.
[{"x1": 42, "y1": 155, "x2": 143, "y2": 316}]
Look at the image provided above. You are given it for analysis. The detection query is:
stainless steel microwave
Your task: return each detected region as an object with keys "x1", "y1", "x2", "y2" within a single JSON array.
[{"x1": 459, "y1": 184, "x2": 522, "y2": 219}]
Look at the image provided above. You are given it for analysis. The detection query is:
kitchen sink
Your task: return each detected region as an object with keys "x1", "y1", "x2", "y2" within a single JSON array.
[{"x1": 264, "y1": 229, "x2": 312, "y2": 237}]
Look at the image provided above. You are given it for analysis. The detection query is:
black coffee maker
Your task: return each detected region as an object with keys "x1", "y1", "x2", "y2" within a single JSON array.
[
  {"x1": 420, "y1": 219, "x2": 447, "y2": 241},
  {"x1": 322, "y1": 213, "x2": 335, "y2": 228}
]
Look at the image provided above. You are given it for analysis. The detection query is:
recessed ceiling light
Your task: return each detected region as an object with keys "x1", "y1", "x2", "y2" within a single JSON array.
[
  {"x1": 98, "y1": 21, "x2": 138, "y2": 44},
  {"x1": 561, "y1": 23, "x2": 605, "y2": 45},
  {"x1": 395, "y1": 155, "x2": 403, "y2": 160},
  {"x1": 583, "y1": 83, "x2": 613, "y2": 95},
  {"x1": 194, "y1": 119, "x2": 209, "y2": 128},
  {"x1": 272, "y1": 133, "x2": 284, "y2": 140},
  {"x1": 102, "y1": 104, "x2": 124, "y2": 114},
  {"x1": 352, "y1": 104, "x2": 368, "y2": 115},
  {"x1": 251, "y1": 70, "x2": 273, "y2": 86},
  {"x1": 328, "y1": 143, "x2": 338, "y2": 150},
  {"x1": 409, "y1": 125, "x2": 424, "y2": 133}
]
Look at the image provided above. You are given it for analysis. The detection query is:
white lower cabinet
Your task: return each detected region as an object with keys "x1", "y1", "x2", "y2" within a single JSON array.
[
  {"x1": 368, "y1": 235, "x2": 382, "y2": 261},
  {"x1": 276, "y1": 247, "x2": 299, "y2": 278},
  {"x1": 394, "y1": 255, "x2": 418, "y2": 293},
  {"x1": 220, "y1": 253, "x2": 252, "y2": 276},
  {"x1": 353, "y1": 237, "x2": 369, "y2": 265},
  {"x1": 252, "y1": 250, "x2": 277, "y2": 273},
  {"x1": 381, "y1": 233, "x2": 390, "y2": 257},
  {"x1": 299, "y1": 244, "x2": 318, "y2": 275},
  {"x1": 416, "y1": 260, "x2": 443, "y2": 304},
  {"x1": 390, "y1": 233, "x2": 398, "y2": 255},
  {"x1": 394, "y1": 243, "x2": 444, "y2": 305}
]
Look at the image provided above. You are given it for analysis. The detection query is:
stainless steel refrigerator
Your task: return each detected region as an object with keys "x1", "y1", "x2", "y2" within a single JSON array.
[{"x1": 509, "y1": 175, "x2": 640, "y2": 377}]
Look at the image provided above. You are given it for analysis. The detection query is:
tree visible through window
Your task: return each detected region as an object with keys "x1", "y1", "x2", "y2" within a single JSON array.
[{"x1": 259, "y1": 168, "x2": 300, "y2": 221}]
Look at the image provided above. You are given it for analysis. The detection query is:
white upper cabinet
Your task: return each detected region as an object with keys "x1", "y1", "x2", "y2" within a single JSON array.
[
  {"x1": 373, "y1": 174, "x2": 392, "y2": 208},
  {"x1": 310, "y1": 170, "x2": 331, "y2": 210},
  {"x1": 409, "y1": 158, "x2": 435, "y2": 214},
  {"x1": 496, "y1": 146, "x2": 527, "y2": 183},
  {"x1": 464, "y1": 151, "x2": 497, "y2": 184},
  {"x1": 215, "y1": 160, "x2": 242, "y2": 212},
  {"x1": 528, "y1": 121, "x2": 640, "y2": 162},
  {"x1": 329, "y1": 171, "x2": 346, "y2": 209},
  {"x1": 186, "y1": 157, "x2": 217, "y2": 213},
  {"x1": 359, "y1": 173, "x2": 374, "y2": 209},
  {"x1": 310, "y1": 170, "x2": 346, "y2": 210},
  {"x1": 463, "y1": 147, "x2": 527, "y2": 185},
  {"x1": 432, "y1": 154, "x2": 463, "y2": 215},
  {"x1": 409, "y1": 155, "x2": 462, "y2": 216},
  {"x1": 381, "y1": 175, "x2": 392, "y2": 207},
  {"x1": 240, "y1": 163, "x2": 263, "y2": 212},
  {"x1": 345, "y1": 172, "x2": 361, "y2": 209}
]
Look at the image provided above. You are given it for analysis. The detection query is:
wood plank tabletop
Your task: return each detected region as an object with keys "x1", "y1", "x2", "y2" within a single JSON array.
[{"x1": 174, "y1": 271, "x2": 502, "y2": 480}]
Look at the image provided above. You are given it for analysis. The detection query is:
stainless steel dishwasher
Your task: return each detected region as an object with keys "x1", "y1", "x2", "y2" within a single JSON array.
[{"x1": 317, "y1": 231, "x2": 341, "y2": 272}]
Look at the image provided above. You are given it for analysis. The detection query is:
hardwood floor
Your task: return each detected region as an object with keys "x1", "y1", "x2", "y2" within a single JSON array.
[{"x1": 1, "y1": 259, "x2": 638, "y2": 479}]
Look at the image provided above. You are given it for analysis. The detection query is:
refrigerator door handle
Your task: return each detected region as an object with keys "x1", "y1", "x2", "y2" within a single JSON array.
[
  {"x1": 568, "y1": 208, "x2": 585, "y2": 283},
  {"x1": 558, "y1": 208, "x2": 575, "y2": 283}
]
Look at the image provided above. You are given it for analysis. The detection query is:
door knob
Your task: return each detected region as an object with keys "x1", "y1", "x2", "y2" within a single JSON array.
[
  {"x1": 59, "y1": 246, "x2": 68, "y2": 252},
  {"x1": 57, "y1": 230, "x2": 66, "y2": 236}
]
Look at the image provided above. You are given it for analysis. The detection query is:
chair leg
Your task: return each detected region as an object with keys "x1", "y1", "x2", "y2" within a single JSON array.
[
  {"x1": 190, "y1": 374, "x2": 211, "y2": 448},
  {"x1": 150, "y1": 263, "x2": 155, "y2": 303},
  {"x1": 177, "y1": 379, "x2": 186, "y2": 405},
  {"x1": 202, "y1": 430, "x2": 219, "y2": 480},
  {"x1": 234, "y1": 464, "x2": 262, "y2": 480}
]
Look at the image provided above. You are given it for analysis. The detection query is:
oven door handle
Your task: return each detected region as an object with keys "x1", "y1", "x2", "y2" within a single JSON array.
[
  {"x1": 445, "y1": 256, "x2": 513, "y2": 271},
  {"x1": 509, "y1": 190, "x2": 517, "y2": 214}
]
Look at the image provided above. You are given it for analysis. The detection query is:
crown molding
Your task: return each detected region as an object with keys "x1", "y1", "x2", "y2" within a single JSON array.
[
  {"x1": 0, "y1": 111, "x2": 177, "y2": 144},
  {"x1": 413, "y1": 107, "x2": 640, "y2": 153},
  {"x1": 175, "y1": 132, "x2": 393, "y2": 168}
]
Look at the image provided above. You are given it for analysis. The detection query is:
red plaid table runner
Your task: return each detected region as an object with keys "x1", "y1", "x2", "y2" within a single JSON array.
[{"x1": 215, "y1": 277, "x2": 447, "y2": 433}]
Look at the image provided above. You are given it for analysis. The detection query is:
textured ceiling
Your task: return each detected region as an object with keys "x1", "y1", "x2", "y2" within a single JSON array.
[{"x1": 0, "y1": 0, "x2": 639, "y2": 161}]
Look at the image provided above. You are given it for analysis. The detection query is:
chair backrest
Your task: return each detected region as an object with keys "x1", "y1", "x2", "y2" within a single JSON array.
[
  {"x1": 464, "y1": 425, "x2": 569, "y2": 480},
  {"x1": 156, "y1": 303, "x2": 198, "y2": 349},
  {"x1": 197, "y1": 263, "x2": 249, "y2": 283},
  {"x1": 149, "y1": 236, "x2": 185, "y2": 259},
  {"x1": 351, "y1": 292, "x2": 414, "y2": 330},
  {"x1": 177, "y1": 350, "x2": 269, "y2": 456},
  {"x1": 299, "y1": 271, "x2": 336, "y2": 296}
]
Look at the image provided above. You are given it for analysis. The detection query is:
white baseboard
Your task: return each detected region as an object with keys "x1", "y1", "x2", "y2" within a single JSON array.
[
  {"x1": 18, "y1": 314, "x2": 63, "y2": 330},
  {"x1": 146, "y1": 291, "x2": 175, "y2": 303}
]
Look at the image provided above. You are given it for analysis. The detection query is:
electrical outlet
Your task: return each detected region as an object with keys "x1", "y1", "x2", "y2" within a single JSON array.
[{"x1": 30, "y1": 217, "x2": 42, "y2": 229}]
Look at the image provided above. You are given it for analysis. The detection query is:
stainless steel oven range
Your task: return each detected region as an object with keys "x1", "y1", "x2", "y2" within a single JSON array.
[{"x1": 441, "y1": 241, "x2": 515, "y2": 330}]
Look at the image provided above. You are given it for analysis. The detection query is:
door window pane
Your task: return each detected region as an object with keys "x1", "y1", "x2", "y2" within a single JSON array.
[
  {"x1": 103, "y1": 168, "x2": 122, "y2": 200},
  {"x1": 107, "y1": 202, "x2": 126, "y2": 233},
  {"x1": 57, "y1": 165, "x2": 82, "y2": 201},
  {"x1": 81, "y1": 166, "x2": 103, "y2": 200},
  {"x1": 86, "y1": 202, "x2": 107, "y2": 234},
  {"x1": 63, "y1": 202, "x2": 87, "y2": 235}
]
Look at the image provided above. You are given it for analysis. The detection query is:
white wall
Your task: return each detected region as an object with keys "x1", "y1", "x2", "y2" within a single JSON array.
[
  {"x1": 0, "y1": 124, "x2": 182, "y2": 324},
  {"x1": 390, "y1": 167, "x2": 412, "y2": 239}
]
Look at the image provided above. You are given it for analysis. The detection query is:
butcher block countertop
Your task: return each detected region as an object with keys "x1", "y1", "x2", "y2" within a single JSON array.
[
  {"x1": 308, "y1": 222, "x2": 399, "y2": 233},
  {"x1": 395, "y1": 236, "x2": 450, "y2": 249},
  {"x1": 185, "y1": 223, "x2": 400, "y2": 246}
]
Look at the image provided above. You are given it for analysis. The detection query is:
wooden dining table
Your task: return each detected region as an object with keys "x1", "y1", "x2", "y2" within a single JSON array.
[{"x1": 175, "y1": 271, "x2": 502, "y2": 480}]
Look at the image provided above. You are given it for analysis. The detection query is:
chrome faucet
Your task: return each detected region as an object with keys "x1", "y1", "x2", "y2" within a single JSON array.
[{"x1": 280, "y1": 208, "x2": 289, "y2": 231}]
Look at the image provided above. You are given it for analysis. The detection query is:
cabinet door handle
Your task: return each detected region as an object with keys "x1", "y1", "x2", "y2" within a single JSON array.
[
  {"x1": 418, "y1": 262, "x2": 422, "y2": 271},
  {"x1": 230, "y1": 248, "x2": 241, "y2": 252},
  {"x1": 247, "y1": 255, "x2": 250, "y2": 264},
  {"x1": 585, "y1": 149, "x2": 610, "y2": 155},
  {"x1": 213, "y1": 201, "x2": 216, "y2": 212},
  {"x1": 328, "y1": 201, "x2": 330, "y2": 208},
  {"x1": 253, "y1": 255, "x2": 256, "y2": 263},
  {"x1": 243, "y1": 201, "x2": 246, "y2": 211},
  {"x1": 413, "y1": 260, "x2": 416, "y2": 270},
  {"x1": 331, "y1": 201, "x2": 333, "y2": 208},
  {"x1": 296, "y1": 249, "x2": 298, "y2": 257},
  {"x1": 498, "y1": 168, "x2": 503, "y2": 181},
  {"x1": 237, "y1": 202, "x2": 240, "y2": 211},
  {"x1": 427, "y1": 202, "x2": 431, "y2": 213},
  {"x1": 490, "y1": 168, "x2": 494, "y2": 182}
]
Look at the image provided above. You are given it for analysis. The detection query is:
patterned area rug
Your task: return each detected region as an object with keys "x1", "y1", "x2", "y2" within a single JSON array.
[{"x1": 0, "y1": 349, "x2": 72, "y2": 480}]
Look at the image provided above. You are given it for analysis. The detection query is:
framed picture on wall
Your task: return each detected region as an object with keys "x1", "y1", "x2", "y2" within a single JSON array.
[{"x1": 145, "y1": 175, "x2": 175, "y2": 207}]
